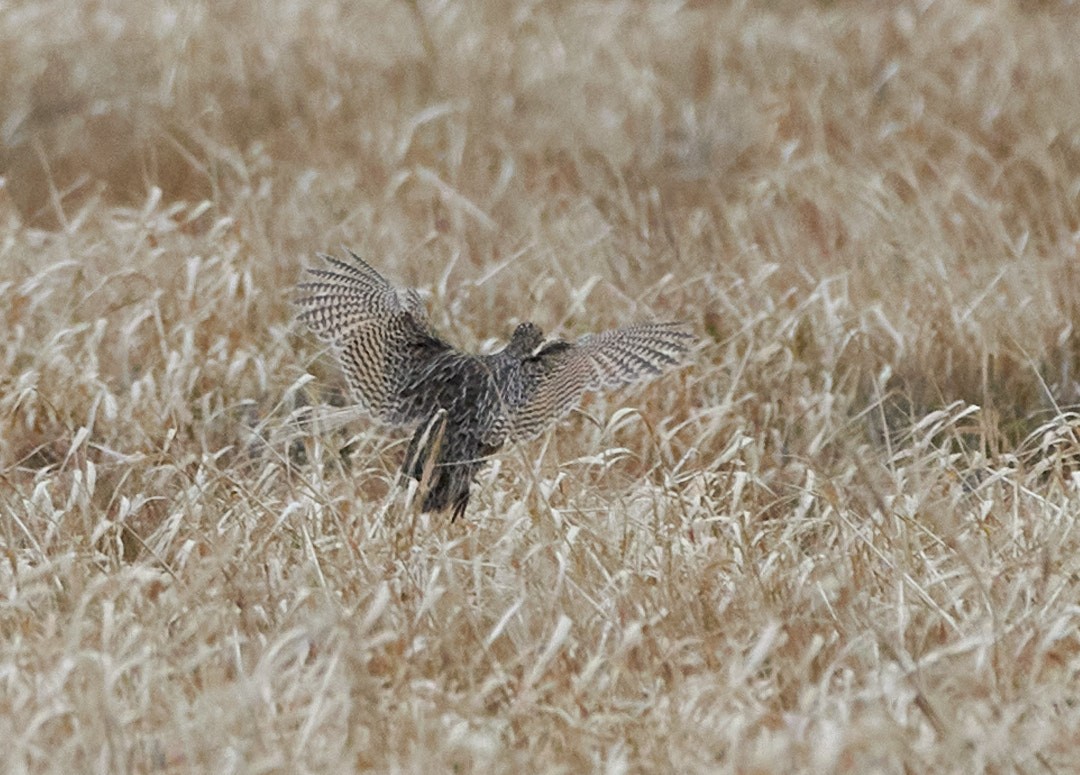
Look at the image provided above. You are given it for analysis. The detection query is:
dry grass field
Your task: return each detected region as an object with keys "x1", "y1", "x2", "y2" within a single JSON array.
[{"x1": 3, "y1": 1, "x2": 1080, "y2": 772}]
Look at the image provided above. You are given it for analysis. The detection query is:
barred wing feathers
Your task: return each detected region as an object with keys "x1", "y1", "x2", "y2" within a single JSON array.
[
  {"x1": 505, "y1": 322, "x2": 694, "y2": 442},
  {"x1": 295, "y1": 251, "x2": 453, "y2": 426}
]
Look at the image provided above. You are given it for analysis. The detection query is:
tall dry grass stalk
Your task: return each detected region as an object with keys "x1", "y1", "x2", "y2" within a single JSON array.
[{"x1": 2, "y1": 1, "x2": 1080, "y2": 772}]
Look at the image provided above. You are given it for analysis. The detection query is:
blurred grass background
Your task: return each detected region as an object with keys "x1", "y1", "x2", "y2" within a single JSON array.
[{"x1": 2, "y1": 1, "x2": 1080, "y2": 772}]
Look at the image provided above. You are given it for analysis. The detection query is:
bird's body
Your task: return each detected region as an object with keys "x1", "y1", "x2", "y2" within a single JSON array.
[
  {"x1": 295, "y1": 251, "x2": 694, "y2": 520},
  {"x1": 399, "y1": 351, "x2": 505, "y2": 517}
]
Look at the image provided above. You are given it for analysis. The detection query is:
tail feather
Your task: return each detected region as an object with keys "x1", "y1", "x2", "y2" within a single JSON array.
[{"x1": 404, "y1": 418, "x2": 480, "y2": 519}]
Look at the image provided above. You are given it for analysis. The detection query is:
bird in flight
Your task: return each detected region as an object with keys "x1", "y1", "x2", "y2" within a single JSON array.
[{"x1": 295, "y1": 250, "x2": 694, "y2": 520}]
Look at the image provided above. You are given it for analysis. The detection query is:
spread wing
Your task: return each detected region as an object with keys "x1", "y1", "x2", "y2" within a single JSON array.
[
  {"x1": 501, "y1": 322, "x2": 695, "y2": 443},
  {"x1": 294, "y1": 250, "x2": 455, "y2": 426}
]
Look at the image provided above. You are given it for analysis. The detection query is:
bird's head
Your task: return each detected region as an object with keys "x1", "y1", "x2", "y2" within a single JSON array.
[{"x1": 506, "y1": 321, "x2": 544, "y2": 357}]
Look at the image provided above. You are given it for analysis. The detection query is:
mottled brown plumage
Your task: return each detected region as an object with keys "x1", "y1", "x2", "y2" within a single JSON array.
[{"x1": 295, "y1": 250, "x2": 694, "y2": 519}]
